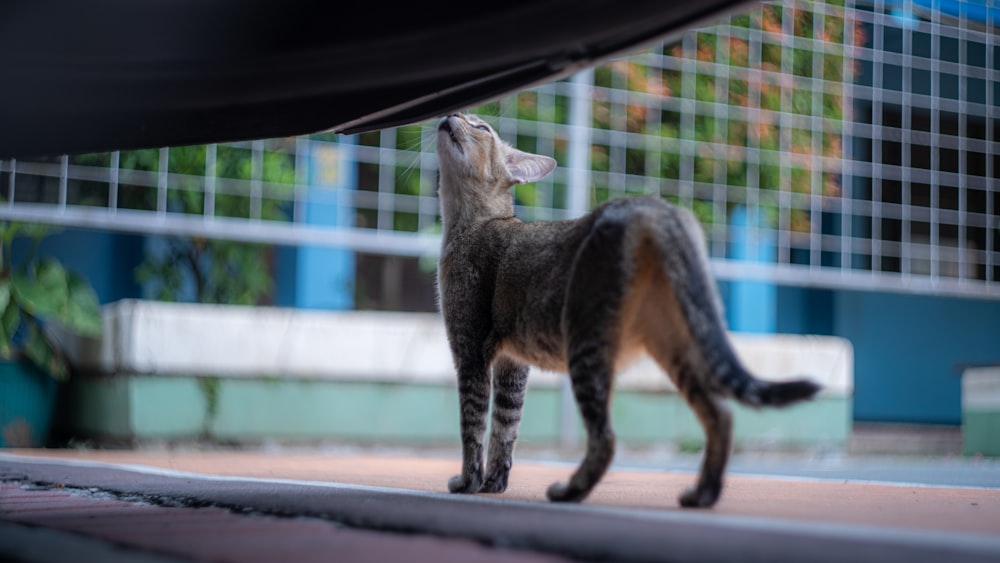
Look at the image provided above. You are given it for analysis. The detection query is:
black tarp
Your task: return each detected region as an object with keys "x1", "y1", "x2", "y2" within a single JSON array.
[{"x1": 0, "y1": 0, "x2": 754, "y2": 158}]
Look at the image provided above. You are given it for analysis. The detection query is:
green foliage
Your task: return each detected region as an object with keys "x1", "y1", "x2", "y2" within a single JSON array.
[
  {"x1": 0, "y1": 223, "x2": 103, "y2": 380},
  {"x1": 316, "y1": 3, "x2": 856, "y2": 250},
  {"x1": 198, "y1": 376, "x2": 221, "y2": 419},
  {"x1": 678, "y1": 437, "x2": 705, "y2": 453},
  {"x1": 136, "y1": 238, "x2": 274, "y2": 305},
  {"x1": 594, "y1": 0, "x2": 857, "y2": 232},
  {"x1": 96, "y1": 143, "x2": 296, "y2": 304}
]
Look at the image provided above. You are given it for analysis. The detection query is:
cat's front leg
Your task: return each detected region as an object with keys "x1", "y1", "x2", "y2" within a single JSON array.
[
  {"x1": 481, "y1": 357, "x2": 529, "y2": 493},
  {"x1": 448, "y1": 360, "x2": 491, "y2": 494}
]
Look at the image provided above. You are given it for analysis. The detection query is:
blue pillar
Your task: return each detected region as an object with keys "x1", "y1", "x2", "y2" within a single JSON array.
[
  {"x1": 278, "y1": 139, "x2": 355, "y2": 310},
  {"x1": 727, "y1": 205, "x2": 776, "y2": 333}
]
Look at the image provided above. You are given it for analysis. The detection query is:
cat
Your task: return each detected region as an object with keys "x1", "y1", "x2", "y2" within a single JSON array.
[{"x1": 435, "y1": 113, "x2": 820, "y2": 508}]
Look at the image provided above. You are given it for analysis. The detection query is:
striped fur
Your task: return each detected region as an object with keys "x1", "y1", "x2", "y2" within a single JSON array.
[{"x1": 436, "y1": 114, "x2": 820, "y2": 508}]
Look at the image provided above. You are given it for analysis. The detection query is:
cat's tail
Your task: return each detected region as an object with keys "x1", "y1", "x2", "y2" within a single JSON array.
[
  {"x1": 660, "y1": 205, "x2": 822, "y2": 409},
  {"x1": 681, "y1": 309, "x2": 822, "y2": 407},
  {"x1": 682, "y1": 307, "x2": 822, "y2": 408},
  {"x1": 736, "y1": 375, "x2": 823, "y2": 407}
]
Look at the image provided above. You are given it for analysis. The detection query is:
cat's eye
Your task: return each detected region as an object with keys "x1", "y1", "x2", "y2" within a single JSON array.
[{"x1": 475, "y1": 124, "x2": 490, "y2": 132}]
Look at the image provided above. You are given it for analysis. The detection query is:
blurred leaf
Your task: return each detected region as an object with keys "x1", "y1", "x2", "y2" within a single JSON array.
[
  {"x1": 1, "y1": 221, "x2": 52, "y2": 246},
  {"x1": 179, "y1": 188, "x2": 205, "y2": 214},
  {"x1": 23, "y1": 320, "x2": 67, "y2": 380},
  {"x1": 120, "y1": 148, "x2": 159, "y2": 171},
  {"x1": 0, "y1": 281, "x2": 15, "y2": 358},
  {"x1": 20, "y1": 223, "x2": 55, "y2": 240},
  {"x1": 2, "y1": 298, "x2": 19, "y2": 341},
  {"x1": 65, "y1": 272, "x2": 103, "y2": 338},
  {"x1": 12, "y1": 260, "x2": 69, "y2": 319},
  {"x1": 0, "y1": 280, "x2": 9, "y2": 313}
]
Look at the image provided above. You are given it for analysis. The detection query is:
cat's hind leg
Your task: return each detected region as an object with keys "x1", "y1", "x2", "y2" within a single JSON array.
[
  {"x1": 652, "y1": 351, "x2": 733, "y2": 508},
  {"x1": 677, "y1": 384, "x2": 732, "y2": 508},
  {"x1": 546, "y1": 216, "x2": 628, "y2": 503},
  {"x1": 545, "y1": 356, "x2": 616, "y2": 503},
  {"x1": 481, "y1": 357, "x2": 529, "y2": 493}
]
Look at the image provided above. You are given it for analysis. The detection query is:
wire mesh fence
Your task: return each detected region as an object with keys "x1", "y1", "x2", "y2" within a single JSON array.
[{"x1": 1, "y1": 0, "x2": 998, "y2": 300}]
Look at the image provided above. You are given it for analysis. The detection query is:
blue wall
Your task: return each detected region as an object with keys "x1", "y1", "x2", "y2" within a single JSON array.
[
  {"x1": 12, "y1": 229, "x2": 144, "y2": 304},
  {"x1": 776, "y1": 286, "x2": 835, "y2": 336},
  {"x1": 768, "y1": 285, "x2": 1000, "y2": 425},
  {"x1": 834, "y1": 291, "x2": 1000, "y2": 425}
]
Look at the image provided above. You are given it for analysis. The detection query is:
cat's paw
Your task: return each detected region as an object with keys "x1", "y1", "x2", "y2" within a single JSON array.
[
  {"x1": 678, "y1": 486, "x2": 720, "y2": 508},
  {"x1": 546, "y1": 481, "x2": 586, "y2": 503},
  {"x1": 479, "y1": 470, "x2": 509, "y2": 493},
  {"x1": 448, "y1": 473, "x2": 483, "y2": 494},
  {"x1": 480, "y1": 458, "x2": 512, "y2": 493}
]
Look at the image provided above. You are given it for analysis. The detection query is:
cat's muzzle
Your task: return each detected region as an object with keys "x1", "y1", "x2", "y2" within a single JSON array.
[{"x1": 438, "y1": 115, "x2": 459, "y2": 143}]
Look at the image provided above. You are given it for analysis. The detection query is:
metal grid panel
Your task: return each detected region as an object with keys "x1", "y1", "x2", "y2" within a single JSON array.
[
  {"x1": 847, "y1": 0, "x2": 999, "y2": 296},
  {"x1": 1, "y1": 0, "x2": 998, "y2": 300}
]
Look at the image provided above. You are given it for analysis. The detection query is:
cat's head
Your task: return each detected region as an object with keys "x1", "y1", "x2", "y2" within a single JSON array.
[{"x1": 436, "y1": 113, "x2": 556, "y2": 190}]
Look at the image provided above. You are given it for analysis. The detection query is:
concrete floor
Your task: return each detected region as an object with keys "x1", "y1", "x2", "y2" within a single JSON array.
[{"x1": 2, "y1": 448, "x2": 999, "y2": 562}]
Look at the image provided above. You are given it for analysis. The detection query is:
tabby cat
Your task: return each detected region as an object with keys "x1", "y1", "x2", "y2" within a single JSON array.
[{"x1": 435, "y1": 113, "x2": 820, "y2": 508}]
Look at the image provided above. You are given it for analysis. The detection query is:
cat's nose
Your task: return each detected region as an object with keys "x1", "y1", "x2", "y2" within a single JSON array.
[{"x1": 439, "y1": 113, "x2": 463, "y2": 130}]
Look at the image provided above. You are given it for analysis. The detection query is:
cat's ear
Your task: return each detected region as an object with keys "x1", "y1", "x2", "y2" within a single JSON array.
[{"x1": 505, "y1": 148, "x2": 557, "y2": 185}]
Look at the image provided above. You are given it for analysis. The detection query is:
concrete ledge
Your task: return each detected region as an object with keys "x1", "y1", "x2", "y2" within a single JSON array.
[
  {"x1": 848, "y1": 423, "x2": 962, "y2": 457},
  {"x1": 962, "y1": 366, "x2": 1000, "y2": 456},
  {"x1": 65, "y1": 300, "x2": 455, "y2": 382},
  {"x1": 62, "y1": 300, "x2": 853, "y2": 448},
  {"x1": 66, "y1": 375, "x2": 850, "y2": 447},
  {"x1": 68, "y1": 300, "x2": 852, "y2": 393}
]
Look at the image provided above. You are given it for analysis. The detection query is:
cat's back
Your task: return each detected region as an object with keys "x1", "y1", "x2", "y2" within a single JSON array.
[
  {"x1": 498, "y1": 216, "x2": 593, "y2": 282},
  {"x1": 491, "y1": 197, "x2": 677, "y2": 284}
]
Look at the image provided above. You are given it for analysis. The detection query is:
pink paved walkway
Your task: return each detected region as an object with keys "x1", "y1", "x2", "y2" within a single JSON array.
[{"x1": 7, "y1": 449, "x2": 1000, "y2": 536}]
